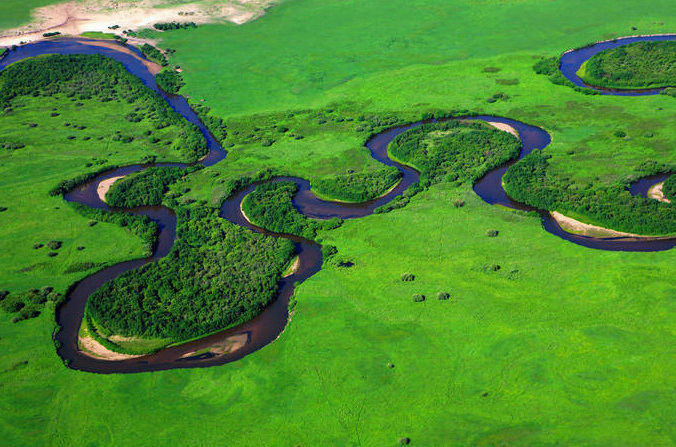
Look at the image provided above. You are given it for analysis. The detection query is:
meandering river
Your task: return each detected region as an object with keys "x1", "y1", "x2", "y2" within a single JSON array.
[{"x1": 0, "y1": 36, "x2": 672, "y2": 373}]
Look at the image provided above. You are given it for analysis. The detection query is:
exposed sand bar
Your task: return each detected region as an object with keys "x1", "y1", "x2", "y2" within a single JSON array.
[
  {"x1": 79, "y1": 336, "x2": 142, "y2": 360},
  {"x1": 648, "y1": 182, "x2": 671, "y2": 203},
  {"x1": 97, "y1": 175, "x2": 125, "y2": 202},
  {"x1": 486, "y1": 121, "x2": 519, "y2": 138},
  {"x1": 551, "y1": 211, "x2": 643, "y2": 238}
]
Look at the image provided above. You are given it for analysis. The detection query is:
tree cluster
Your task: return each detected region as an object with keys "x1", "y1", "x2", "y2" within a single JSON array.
[
  {"x1": 0, "y1": 54, "x2": 206, "y2": 161},
  {"x1": 86, "y1": 205, "x2": 295, "y2": 340},
  {"x1": 503, "y1": 151, "x2": 676, "y2": 235},
  {"x1": 313, "y1": 167, "x2": 402, "y2": 202},
  {"x1": 242, "y1": 181, "x2": 342, "y2": 239}
]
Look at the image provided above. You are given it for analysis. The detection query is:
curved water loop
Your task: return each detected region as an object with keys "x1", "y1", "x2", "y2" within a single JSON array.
[{"x1": 0, "y1": 36, "x2": 672, "y2": 373}]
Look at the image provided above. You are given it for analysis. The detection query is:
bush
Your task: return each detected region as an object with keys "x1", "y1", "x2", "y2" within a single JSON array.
[
  {"x1": 47, "y1": 240, "x2": 62, "y2": 250},
  {"x1": 139, "y1": 44, "x2": 168, "y2": 66},
  {"x1": 153, "y1": 22, "x2": 197, "y2": 31},
  {"x1": 412, "y1": 294, "x2": 426, "y2": 302},
  {"x1": 486, "y1": 229, "x2": 499, "y2": 237},
  {"x1": 156, "y1": 69, "x2": 184, "y2": 94},
  {"x1": 437, "y1": 292, "x2": 450, "y2": 300},
  {"x1": 663, "y1": 175, "x2": 676, "y2": 202},
  {"x1": 401, "y1": 273, "x2": 415, "y2": 282},
  {"x1": 614, "y1": 130, "x2": 627, "y2": 138}
]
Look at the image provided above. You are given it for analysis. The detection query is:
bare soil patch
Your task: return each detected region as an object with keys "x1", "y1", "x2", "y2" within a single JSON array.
[{"x1": 0, "y1": 0, "x2": 276, "y2": 47}]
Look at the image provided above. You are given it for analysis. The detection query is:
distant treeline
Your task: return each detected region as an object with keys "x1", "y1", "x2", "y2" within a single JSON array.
[
  {"x1": 153, "y1": 22, "x2": 197, "y2": 31},
  {"x1": 86, "y1": 205, "x2": 294, "y2": 341},
  {"x1": 503, "y1": 151, "x2": 676, "y2": 235},
  {"x1": 242, "y1": 181, "x2": 342, "y2": 239},
  {"x1": 389, "y1": 120, "x2": 521, "y2": 186},
  {"x1": 107, "y1": 167, "x2": 186, "y2": 208},
  {"x1": 580, "y1": 41, "x2": 676, "y2": 89},
  {"x1": 0, "y1": 54, "x2": 206, "y2": 161},
  {"x1": 663, "y1": 175, "x2": 676, "y2": 202},
  {"x1": 313, "y1": 167, "x2": 402, "y2": 202}
]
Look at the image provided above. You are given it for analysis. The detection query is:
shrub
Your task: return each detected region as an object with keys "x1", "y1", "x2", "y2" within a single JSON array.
[
  {"x1": 47, "y1": 240, "x2": 62, "y2": 250},
  {"x1": 486, "y1": 229, "x2": 499, "y2": 237},
  {"x1": 401, "y1": 273, "x2": 415, "y2": 282},
  {"x1": 614, "y1": 130, "x2": 627, "y2": 138},
  {"x1": 33, "y1": 243, "x2": 43, "y2": 249},
  {"x1": 437, "y1": 292, "x2": 450, "y2": 300},
  {"x1": 453, "y1": 199, "x2": 465, "y2": 208},
  {"x1": 413, "y1": 294, "x2": 426, "y2": 302}
]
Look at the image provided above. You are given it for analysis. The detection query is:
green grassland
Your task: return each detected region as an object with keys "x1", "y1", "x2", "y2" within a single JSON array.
[
  {"x1": 0, "y1": 0, "x2": 675, "y2": 445},
  {"x1": 0, "y1": 93, "x2": 191, "y2": 293},
  {"x1": 577, "y1": 41, "x2": 676, "y2": 89}
]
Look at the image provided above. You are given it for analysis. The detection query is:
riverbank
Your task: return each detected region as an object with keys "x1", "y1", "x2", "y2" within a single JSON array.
[
  {"x1": 96, "y1": 175, "x2": 125, "y2": 202},
  {"x1": 648, "y1": 182, "x2": 671, "y2": 203},
  {"x1": 552, "y1": 211, "x2": 650, "y2": 238}
]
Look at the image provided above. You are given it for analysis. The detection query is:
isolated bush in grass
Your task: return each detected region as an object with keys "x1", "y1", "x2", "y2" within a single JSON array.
[
  {"x1": 437, "y1": 292, "x2": 450, "y2": 300},
  {"x1": 413, "y1": 294, "x2": 426, "y2": 302},
  {"x1": 486, "y1": 229, "x2": 499, "y2": 237},
  {"x1": 401, "y1": 273, "x2": 415, "y2": 281},
  {"x1": 47, "y1": 240, "x2": 62, "y2": 250}
]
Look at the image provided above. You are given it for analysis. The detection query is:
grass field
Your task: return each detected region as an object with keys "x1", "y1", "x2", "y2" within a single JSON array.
[
  {"x1": 0, "y1": 0, "x2": 675, "y2": 445},
  {"x1": 0, "y1": 93, "x2": 192, "y2": 293}
]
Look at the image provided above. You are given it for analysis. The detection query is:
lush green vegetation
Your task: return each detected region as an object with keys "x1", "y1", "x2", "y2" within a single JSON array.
[
  {"x1": 0, "y1": 0, "x2": 675, "y2": 445},
  {"x1": 86, "y1": 205, "x2": 294, "y2": 343},
  {"x1": 156, "y1": 68, "x2": 185, "y2": 94},
  {"x1": 106, "y1": 167, "x2": 186, "y2": 208},
  {"x1": 389, "y1": 120, "x2": 521, "y2": 185},
  {"x1": 663, "y1": 174, "x2": 676, "y2": 201},
  {"x1": 532, "y1": 57, "x2": 600, "y2": 95},
  {"x1": 312, "y1": 166, "x2": 401, "y2": 202},
  {"x1": 0, "y1": 287, "x2": 63, "y2": 323},
  {"x1": 578, "y1": 41, "x2": 676, "y2": 89},
  {"x1": 139, "y1": 43, "x2": 168, "y2": 67},
  {"x1": 504, "y1": 151, "x2": 676, "y2": 235},
  {"x1": 0, "y1": 57, "x2": 199, "y2": 293},
  {"x1": 0, "y1": 54, "x2": 206, "y2": 162},
  {"x1": 241, "y1": 181, "x2": 342, "y2": 239}
]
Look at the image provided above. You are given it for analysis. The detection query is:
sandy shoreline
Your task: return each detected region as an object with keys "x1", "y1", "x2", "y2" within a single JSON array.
[
  {"x1": 551, "y1": 211, "x2": 645, "y2": 238},
  {"x1": 486, "y1": 121, "x2": 519, "y2": 138},
  {"x1": 648, "y1": 182, "x2": 671, "y2": 203},
  {"x1": 79, "y1": 335, "x2": 142, "y2": 360},
  {"x1": 97, "y1": 175, "x2": 125, "y2": 202},
  {"x1": 284, "y1": 256, "x2": 300, "y2": 277}
]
